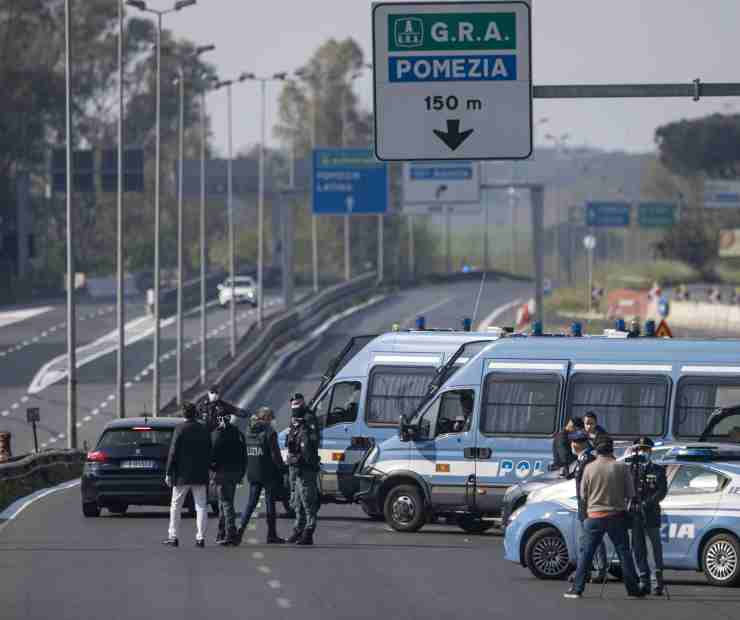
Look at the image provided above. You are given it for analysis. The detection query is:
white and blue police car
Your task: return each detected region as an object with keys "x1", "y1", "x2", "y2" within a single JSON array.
[{"x1": 504, "y1": 444, "x2": 740, "y2": 587}]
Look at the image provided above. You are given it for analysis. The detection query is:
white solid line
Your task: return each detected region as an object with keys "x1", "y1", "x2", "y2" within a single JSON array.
[
  {"x1": 401, "y1": 296, "x2": 455, "y2": 328},
  {"x1": 20, "y1": 395, "x2": 29, "y2": 403},
  {"x1": 478, "y1": 298, "x2": 523, "y2": 331},
  {"x1": 0, "y1": 479, "x2": 80, "y2": 525}
]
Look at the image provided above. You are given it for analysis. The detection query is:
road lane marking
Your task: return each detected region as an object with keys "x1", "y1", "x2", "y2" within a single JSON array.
[
  {"x1": 20, "y1": 395, "x2": 29, "y2": 403},
  {"x1": 0, "y1": 478, "x2": 80, "y2": 530},
  {"x1": 1, "y1": 411, "x2": 8, "y2": 417},
  {"x1": 92, "y1": 409, "x2": 99, "y2": 416},
  {"x1": 267, "y1": 580, "x2": 281, "y2": 589},
  {"x1": 276, "y1": 598, "x2": 292, "y2": 609},
  {"x1": 83, "y1": 416, "x2": 92, "y2": 422},
  {"x1": 252, "y1": 552, "x2": 265, "y2": 560},
  {"x1": 400, "y1": 297, "x2": 455, "y2": 328},
  {"x1": 11, "y1": 403, "x2": 19, "y2": 410},
  {"x1": 0, "y1": 306, "x2": 53, "y2": 329},
  {"x1": 478, "y1": 298, "x2": 523, "y2": 331}
]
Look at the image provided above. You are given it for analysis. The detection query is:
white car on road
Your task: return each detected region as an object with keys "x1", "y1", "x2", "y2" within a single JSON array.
[{"x1": 218, "y1": 276, "x2": 257, "y2": 307}]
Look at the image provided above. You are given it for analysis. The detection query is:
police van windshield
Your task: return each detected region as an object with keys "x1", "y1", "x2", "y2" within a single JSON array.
[
  {"x1": 700, "y1": 406, "x2": 740, "y2": 443},
  {"x1": 405, "y1": 340, "x2": 492, "y2": 424},
  {"x1": 308, "y1": 335, "x2": 376, "y2": 407}
]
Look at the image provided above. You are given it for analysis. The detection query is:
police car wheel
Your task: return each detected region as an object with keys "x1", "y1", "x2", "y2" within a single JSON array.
[
  {"x1": 703, "y1": 533, "x2": 740, "y2": 587},
  {"x1": 524, "y1": 527, "x2": 570, "y2": 580},
  {"x1": 384, "y1": 484, "x2": 425, "y2": 533},
  {"x1": 457, "y1": 515, "x2": 495, "y2": 534}
]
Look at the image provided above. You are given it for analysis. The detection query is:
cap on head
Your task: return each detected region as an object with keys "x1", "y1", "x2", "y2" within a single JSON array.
[
  {"x1": 568, "y1": 431, "x2": 589, "y2": 444},
  {"x1": 633, "y1": 436, "x2": 654, "y2": 449},
  {"x1": 256, "y1": 406, "x2": 274, "y2": 422}
]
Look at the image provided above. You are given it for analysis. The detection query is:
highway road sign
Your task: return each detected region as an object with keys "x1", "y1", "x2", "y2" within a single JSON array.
[
  {"x1": 403, "y1": 161, "x2": 480, "y2": 204},
  {"x1": 585, "y1": 202, "x2": 631, "y2": 227},
  {"x1": 312, "y1": 148, "x2": 388, "y2": 215},
  {"x1": 372, "y1": 2, "x2": 533, "y2": 161},
  {"x1": 638, "y1": 202, "x2": 676, "y2": 228}
]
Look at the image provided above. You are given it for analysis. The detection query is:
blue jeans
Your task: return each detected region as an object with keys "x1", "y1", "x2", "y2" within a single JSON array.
[
  {"x1": 239, "y1": 482, "x2": 277, "y2": 531},
  {"x1": 574, "y1": 514, "x2": 640, "y2": 595},
  {"x1": 578, "y1": 519, "x2": 607, "y2": 577}
]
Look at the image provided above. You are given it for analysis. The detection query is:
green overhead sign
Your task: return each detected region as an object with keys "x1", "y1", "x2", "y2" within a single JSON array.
[{"x1": 638, "y1": 202, "x2": 676, "y2": 228}]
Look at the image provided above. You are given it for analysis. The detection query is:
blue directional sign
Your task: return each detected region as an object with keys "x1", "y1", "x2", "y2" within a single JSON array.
[
  {"x1": 312, "y1": 148, "x2": 388, "y2": 215},
  {"x1": 658, "y1": 297, "x2": 670, "y2": 319},
  {"x1": 585, "y1": 202, "x2": 631, "y2": 227}
]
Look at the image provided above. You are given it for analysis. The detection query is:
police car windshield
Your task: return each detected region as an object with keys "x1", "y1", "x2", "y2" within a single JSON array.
[{"x1": 406, "y1": 340, "x2": 492, "y2": 424}]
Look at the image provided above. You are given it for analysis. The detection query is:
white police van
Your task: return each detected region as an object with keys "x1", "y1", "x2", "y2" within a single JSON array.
[
  {"x1": 279, "y1": 331, "x2": 500, "y2": 516},
  {"x1": 355, "y1": 335, "x2": 740, "y2": 532}
]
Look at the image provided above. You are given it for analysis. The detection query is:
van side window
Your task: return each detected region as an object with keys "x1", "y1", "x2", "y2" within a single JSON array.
[
  {"x1": 568, "y1": 374, "x2": 668, "y2": 436},
  {"x1": 481, "y1": 374, "x2": 560, "y2": 435},
  {"x1": 436, "y1": 390, "x2": 475, "y2": 436},
  {"x1": 314, "y1": 381, "x2": 362, "y2": 429},
  {"x1": 366, "y1": 365, "x2": 438, "y2": 426},
  {"x1": 675, "y1": 378, "x2": 740, "y2": 437}
]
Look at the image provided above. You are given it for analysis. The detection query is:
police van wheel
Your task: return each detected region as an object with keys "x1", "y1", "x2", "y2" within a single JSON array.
[
  {"x1": 703, "y1": 533, "x2": 740, "y2": 587},
  {"x1": 384, "y1": 484, "x2": 425, "y2": 533},
  {"x1": 524, "y1": 527, "x2": 570, "y2": 580},
  {"x1": 457, "y1": 515, "x2": 495, "y2": 534}
]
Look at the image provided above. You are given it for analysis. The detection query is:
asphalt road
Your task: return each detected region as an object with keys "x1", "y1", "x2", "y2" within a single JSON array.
[
  {"x1": 0, "y1": 292, "x2": 291, "y2": 455},
  {"x1": 1, "y1": 275, "x2": 738, "y2": 620}
]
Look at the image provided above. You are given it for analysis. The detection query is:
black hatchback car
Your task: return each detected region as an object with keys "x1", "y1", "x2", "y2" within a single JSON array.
[{"x1": 81, "y1": 416, "x2": 218, "y2": 517}]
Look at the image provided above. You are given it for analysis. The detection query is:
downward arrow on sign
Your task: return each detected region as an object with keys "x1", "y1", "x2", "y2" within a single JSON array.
[{"x1": 433, "y1": 119, "x2": 474, "y2": 151}]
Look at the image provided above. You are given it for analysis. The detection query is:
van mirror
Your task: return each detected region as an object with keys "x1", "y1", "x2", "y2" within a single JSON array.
[{"x1": 399, "y1": 415, "x2": 417, "y2": 442}]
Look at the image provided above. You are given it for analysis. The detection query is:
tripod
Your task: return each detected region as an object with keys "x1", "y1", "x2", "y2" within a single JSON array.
[{"x1": 599, "y1": 541, "x2": 671, "y2": 600}]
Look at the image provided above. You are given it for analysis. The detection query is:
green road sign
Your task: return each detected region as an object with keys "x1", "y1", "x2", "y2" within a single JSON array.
[
  {"x1": 389, "y1": 13, "x2": 517, "y2": 52},
  {"x1": 638, "y1": 202, "x2": 676, "y2": 228}
]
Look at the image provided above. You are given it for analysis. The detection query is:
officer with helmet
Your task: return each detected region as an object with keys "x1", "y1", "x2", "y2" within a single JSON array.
[
  {"x1": 629, "y1": 436, "x2": 668, "y2": 595},
  {"x1": 285, "y1": 393, "x2": 321, "y2": 545}
]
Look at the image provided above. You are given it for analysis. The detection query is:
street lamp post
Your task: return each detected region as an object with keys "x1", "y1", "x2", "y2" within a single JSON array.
[
  {"x1": 64, "y1": 0, "x2": 77, "y2": 448},
  {"x1": 116, "y1": 0, "x2": 125, "y2": 418},
  {"x1": 125, "y1": 0, "x2": 198, "y2": 415}
]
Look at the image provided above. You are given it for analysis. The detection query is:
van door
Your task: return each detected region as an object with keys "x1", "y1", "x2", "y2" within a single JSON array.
[
  {"x1": 473, "y1": 360, "x2": 570, "y2": 515},
  {"x1": 410, "y1": 388, "x2": 477, "y2": 510},
  {"x1": 313, "y1": 380, "x2": 363, "y2": 497}
]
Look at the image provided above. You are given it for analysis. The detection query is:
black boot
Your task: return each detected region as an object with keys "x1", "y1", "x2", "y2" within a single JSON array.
[
  {"x1": 286, "y1": 528, "x2": 303, "y2": 544},
  {"x1": 266, "y1": 519, "x2": 285, "y2": 544},
  {"x1": 653, "y1": 571, "x2": 664, "y2": 596},
  {"x1": 296, "y1": 529, "x2": 314, "y2": 546}
]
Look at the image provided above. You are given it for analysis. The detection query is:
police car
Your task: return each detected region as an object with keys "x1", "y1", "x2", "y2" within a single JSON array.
[{"x1": 503, "y1": 444, "x2": 740, "y2": 587}]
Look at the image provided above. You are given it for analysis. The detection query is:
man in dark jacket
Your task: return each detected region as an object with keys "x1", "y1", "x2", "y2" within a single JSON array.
[
  {"x1": 551, "y1": 417, "x2": 583, "y2": 476},
  {"x1": 211, "y1": 412, "x2": 247, "y2": 545},
  {"x1": 583, "y1": 411, "x2": 608, "y2": 446},
  {"x1": 196, "y1": 385, "x2": 243, "y2": 432},
  {"x1": 629, "y1": 436, "x2": 668, "y2": 595},
  {"x1": 237, "y1": 407, "x2": 285, "y2": 544},
  {"x1": 163, "y1": 402, "x2": 212, "y2": 547}
]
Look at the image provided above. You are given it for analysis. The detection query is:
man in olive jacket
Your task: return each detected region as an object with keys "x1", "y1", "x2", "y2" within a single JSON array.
[{"x1": 164, "y1": 402, "x2": 212, "y2": 547}]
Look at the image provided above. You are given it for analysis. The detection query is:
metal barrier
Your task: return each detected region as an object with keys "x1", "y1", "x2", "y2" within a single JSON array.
[
  {"x1": 162, "y1": 272, "x2": 378, "y2": 413},
  {"x1": 0, "y1": 450, "x2": 84, "y2": 512}
]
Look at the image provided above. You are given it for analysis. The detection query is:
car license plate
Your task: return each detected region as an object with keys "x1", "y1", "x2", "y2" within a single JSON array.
[{"x1": 121, "y1": 460, "x2": 157, "y2": 469}]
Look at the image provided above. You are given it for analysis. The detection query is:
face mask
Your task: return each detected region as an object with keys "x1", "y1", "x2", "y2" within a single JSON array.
[{"x1": 208, "y1": 392, "x2": 218, "y2": 402}]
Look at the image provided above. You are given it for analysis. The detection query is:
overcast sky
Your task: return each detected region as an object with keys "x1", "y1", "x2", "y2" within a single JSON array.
[{"x1": 147, "y1": 0, "x2": 740, "y2": 156}]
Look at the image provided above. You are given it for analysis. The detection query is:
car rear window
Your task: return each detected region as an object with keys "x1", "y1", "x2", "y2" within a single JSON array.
[{"x1": 98, "y1": 428, "x2": 173, "y2": 448}]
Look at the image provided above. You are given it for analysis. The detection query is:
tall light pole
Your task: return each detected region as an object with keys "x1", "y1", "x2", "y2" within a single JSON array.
[
  {"x1": 243, "y1": 73, "x2": 288, "y2": 328},
  {"x1": 126, "y1": 0, "x2": 198, "y2": 415},
  {"x1": 64, "y1": 0, "x2": 77, "y2": 448},
  {"x1": 173, "y1": 44, "x2": 214, "y2": 407},
  {"x1": 214, "y1": 72, "x2": 252, "y2": 355},
  {"x1": 116, "y1": 0, "x2": 125, "y2": 418},
  {"x1": 199, "y1": 78, "x2": 210, "y2": 386},
  {"x1": 295, "y1": 67, "x2": 319, "y2": 293}
]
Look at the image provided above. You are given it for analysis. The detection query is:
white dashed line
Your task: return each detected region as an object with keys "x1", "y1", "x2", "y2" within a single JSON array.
[
  {"x1": 125, "y1": 382, "x2": 133, "y2": 389},
  {"x1": 92, "y1": 409, "x2": 99, "y2": 416},
  {"x1": 20, "y1": 395, "x2": 29, "y2": 403},
  {"x1": 251, "y1": 552, "x2": 265, "y2": 560},
  {"x1": 1, "y1": 411, "x2": 8, "y2": 417},
  {"x1": 267, "y1": 580, "x2": 281, "y2": 590},
  {"x1": 49, "y1": 437, "x2": 57, "y2": 444},
  {"x1": 83, "y1": 416, "x2": 92, "y2": 422},
  {"x1": 76, "y1": 422, "x2": 82, "y2": 428},
  {"x1": 11, "y1": 403, "x2": 19, "y2": 410},
  {"x1": 107, "y1": 395, "x2": 115, "y2": 401},
  {"x1": 100, "y1": 402, "x2": 108, "y2": 408},
  {"x1": 257, "y1": 566, "x2": 272, "y2": 575},
  {"x1": 276, "y1": 598, "x2": 292, "y2": 609},
  {"x1": 247, "y1": 538, "x2": 258, "y2": 545},
  {"x1": 57, "y1": 433, "x2": 64, "y2": 439}
]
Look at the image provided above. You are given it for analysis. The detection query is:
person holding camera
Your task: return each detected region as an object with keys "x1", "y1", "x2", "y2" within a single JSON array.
[
  {"x1": 196, "y1": 385, "x2": 243, "y2": 432},
  {"x1": 285, "y1": 395, "x2": 321, "y2": 546},
  {"x1": 629, "y1": 436, "x2": 668, "y2": 596},
  {"x1": 564, "y1": 435, "x2": 642, "y2": 599},
  {"x1": 211, "y1": 412, "x2": 247, "y2": 546}
]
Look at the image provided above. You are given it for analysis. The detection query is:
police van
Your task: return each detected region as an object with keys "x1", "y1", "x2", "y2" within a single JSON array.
[
  {"x1": 354, "y1": 336, "x2": 740, "y2": 532},
  {"x1": 279, "y1": 331, "x2": 501, "y2": 516}
]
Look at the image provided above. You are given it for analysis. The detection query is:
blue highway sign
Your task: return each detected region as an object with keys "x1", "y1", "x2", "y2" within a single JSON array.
[
  {"x1": 585, "y1": 202, "x2": 631, "y2": 227},
  {"x1": 313, "y1": 148, "x2": 388, "y2": 215}
]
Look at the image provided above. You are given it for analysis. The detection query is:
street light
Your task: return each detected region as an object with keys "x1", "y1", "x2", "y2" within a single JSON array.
[
  {"x1": 125, "y1": 0, "x2": 198, "y2": 415},
  {"x1": 116, "y1": 0, "x2": 125, "y2": 419},
  {"x1": 294, "y1": 66, "x2": 320, "y2": 293},
  {"x1": 173, "y1": 44, "x2": 214, "y2": 407}
]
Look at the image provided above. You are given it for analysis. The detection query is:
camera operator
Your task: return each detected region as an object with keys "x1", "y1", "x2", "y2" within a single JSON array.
[
  {"x1": 196, "y1": 385, "x2": 243, "y2": 432},
  {"x1": 628, "y1": 436, "x2": 668, "y2": 596}
]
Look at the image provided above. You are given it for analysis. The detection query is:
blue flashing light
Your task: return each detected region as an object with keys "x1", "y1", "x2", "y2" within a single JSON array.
[
  {"x1": 415, "y1": 316, "x2": 426, "y2": 330},
  {"x1": 532, "y1": 321, "x2": 543, "y2": 336},
  {"x1": 571, "y1": 322, "x2": 583, "y2": 337},
  {"x1": 461, "y1": 317, "x2": 472, "y2": 332},
  {"x1": 645, "y1": 319, "x2": 656, "y2": 337},
  {"x1": 615, "y1": 318, "x2": 626, "y2": 332}
]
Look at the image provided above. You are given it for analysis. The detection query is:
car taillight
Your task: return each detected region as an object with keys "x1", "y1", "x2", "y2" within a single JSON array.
[{"x1": 86, "y1": 450, "x2": 107, "y2": 462}]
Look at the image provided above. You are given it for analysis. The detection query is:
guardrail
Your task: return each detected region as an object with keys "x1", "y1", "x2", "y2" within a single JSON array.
[
  {"x1": 161, "y1": 272, "x2": 379, "y2": 413},
  {"x1": 0, "y1": 450, "x2": 84, "y2": 513}
]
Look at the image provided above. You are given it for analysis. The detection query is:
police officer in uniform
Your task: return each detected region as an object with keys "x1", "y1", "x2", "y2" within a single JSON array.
[
  {"x1": 629, "y1": 436, "x2": 668, "y2": 595},
  {"x1": 237, "y1": 407, "x2": 286, "y2": 544},
  {"x1": 286, "y1": 395, "x2": 321, "y2": 545}
]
